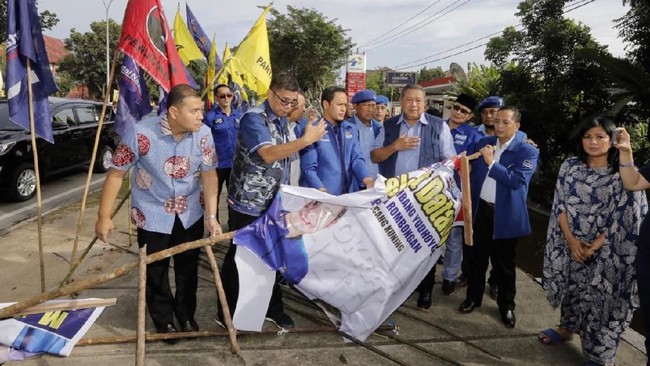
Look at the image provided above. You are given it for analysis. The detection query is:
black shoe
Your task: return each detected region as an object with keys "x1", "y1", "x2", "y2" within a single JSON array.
[
  {"x1": 437, "y1": 256, "x2": 444, "y2": 265},
  {"x1": 417, "y1": 291, "x2": 432, "y2": 309},
  {"x1": 488, "y1": 283, "x2": 499, "y2": 300},
  {"x1": 265, "y1": 312, "x2": 294, "y2": 329},
  {"x1": 157, "y1": 323, "x2": 180, "y2": 344},
  {"x1": 457, "y1": 273, "x2": 468, "y2": 287},
  {"x1": 459, "y1": 299, "x2": 480, "y2": 313},
  {"x1": 442, "y1": 280, "x2": 456, "y2": 296},
  {"x1": 501, "y1": 310, "x2": 516, "y2": 328},
  {"x1": 181, "y1": 319, "x2": 199, "y2": 332}
]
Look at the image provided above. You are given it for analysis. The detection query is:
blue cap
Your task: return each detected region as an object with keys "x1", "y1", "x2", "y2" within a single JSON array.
[
  {"x1": 351, "y1": 90, "x2": 376, "y2": 104},
  {"x1": 478, "y1": 96, "x2": 505, "y2": 110},
  {"x1": 376, "y1": 95, "x2": 389, "y2": 105}
]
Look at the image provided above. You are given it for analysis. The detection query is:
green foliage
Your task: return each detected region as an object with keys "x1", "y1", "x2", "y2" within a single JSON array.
[
  {"x1": 0, "y1": 0, "x2": 59, "y2": 44},
  {"x1": 267, "y1": 6, "x2": 354, "y2": 102},
  {"x1": 416, "y1": 66, "x2": 444, "y2": 82},
  {"x1": 453, "y1": 63, "x2": 504, "y2": 101},
  {"x1": 615, "y1": 1, "x2": 650, "y2": 72},
  {"x1": 57, "y1": 19, "x2": 121, "y2": 99},
  {"x1": 365, "y1": 69, "x2": 398, "y2": 100},
  {"x1": 483, "y1": 0, "x2": 612, "y2": 178}
]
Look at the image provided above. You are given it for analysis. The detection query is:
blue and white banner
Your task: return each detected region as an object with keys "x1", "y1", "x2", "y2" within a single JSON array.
[
  {"x1": 232, "y1": 159, "x2": 461, "y2": 340},
  {"x1": 0, "y1": 300, "x2": 107, "y2": 362}
]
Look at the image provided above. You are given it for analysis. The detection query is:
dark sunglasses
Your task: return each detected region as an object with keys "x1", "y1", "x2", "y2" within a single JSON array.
[
  {"x1": 217, "y1": 93, "x2": 233, "y2": 99},
  {"x1": 271, "y1": 88, "x2": 299, "y2": 107},
  {"x1": 452, "y1": 104, "x2": 472, "y2": 115}
]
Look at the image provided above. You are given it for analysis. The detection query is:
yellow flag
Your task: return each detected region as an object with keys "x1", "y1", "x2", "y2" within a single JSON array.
[
  {"x1": 173, "y1": 10, "x2": 204, "y2": 65},
  {"x1": 220, "y1": 44, "x2": 249, "y2": 103},
  {"x1": 218, "y1": 44, "x2": 231, "y2": 85},
  {"x1": 232, "y1": 5, "x2": 272, "y2": 95},
  {"x1": 206, "y1": 34, "x2": 217, "y2": 104}
]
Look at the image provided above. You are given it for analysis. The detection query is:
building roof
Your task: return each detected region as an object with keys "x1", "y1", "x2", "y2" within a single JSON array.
[
  {"x1": 418, "y1": 75, "x2": 455, "y2": 88},
  {"x1": 43, "y1": 35, "x2": 69, "y2": 64}
]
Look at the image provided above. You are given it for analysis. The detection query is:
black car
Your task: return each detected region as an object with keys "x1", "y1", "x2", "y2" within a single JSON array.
[{"x1": 0, "y1": 97, "x2": 117, "y2": 201}]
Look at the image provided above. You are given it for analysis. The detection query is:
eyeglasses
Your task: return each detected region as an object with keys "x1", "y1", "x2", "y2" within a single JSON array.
[
  {"x1": 452, "y1": 104, "x2": 472, "y2": 115},
  {"x1": 271, "y1": 88, "x2": 299, "y2": 108},
  {"x1": 217, "y1": 93, "x2": 233, "y2": 99}
]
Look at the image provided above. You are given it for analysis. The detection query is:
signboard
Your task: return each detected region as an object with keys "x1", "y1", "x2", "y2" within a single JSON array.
[
  {"x1": 346, "y1": 54, "x2": 366, "y2": 100},
  {"x1": 387, "y1": 72, "x2": 417, "y2": 87}
]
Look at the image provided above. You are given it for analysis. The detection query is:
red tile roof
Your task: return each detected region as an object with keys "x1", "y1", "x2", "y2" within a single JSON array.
[
  {"x1": 43, "y1": 35, "x2": 69, "y2": 64},
  {"x1": 419, "y1": 76, "x2": 455, "y2": 88}
]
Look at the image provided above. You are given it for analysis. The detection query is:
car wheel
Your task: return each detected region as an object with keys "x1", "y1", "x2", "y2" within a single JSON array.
[
  {"x1": 94, "y1": 146, "x2": 114, "y2": 173},
  {"x1": 10, "y1": 163, "x2": 37, "y2": 202}
]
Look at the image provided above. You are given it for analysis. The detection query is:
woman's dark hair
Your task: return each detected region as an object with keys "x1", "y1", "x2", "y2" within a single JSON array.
[{"x1": 575, "y1": 116, "x2": 619, "y2": 172}]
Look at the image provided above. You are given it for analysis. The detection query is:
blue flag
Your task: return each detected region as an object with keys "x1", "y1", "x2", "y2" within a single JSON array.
[
  {"x1": 5, "y1": 0, "x2": 59, "y2": 144},
  {"x1": 115, "y1": 56, "x2": 152, "y2": 138},
  {"x1": 186, "y1": 4, "x2": 222, "y2": 70}
]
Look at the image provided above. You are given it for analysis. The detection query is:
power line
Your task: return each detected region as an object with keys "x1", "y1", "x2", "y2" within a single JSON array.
[
  {"x1": 358, "y1": 0, "x2": 443, "y2": 48},
  {"x1": 362, "y1": 0, "x2": 473, "y2": 53},
  {"x1": 389, "y1": 0, "x2": 596, "y2": 71}
]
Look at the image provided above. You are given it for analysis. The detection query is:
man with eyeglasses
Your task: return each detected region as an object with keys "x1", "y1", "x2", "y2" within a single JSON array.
[
  {"x1": 350, "y1": 90, "x2": 382, "y2": 184},
  {"x1": 371, "y1": 84, "x2": 455, "y2": 309},
  {"x1": 219, "y1": 72, "x2": 327, "y2": 330},
  {"x1": 203, "y1": 84, "x2": 242, "y2": 222},
  {"x1": 300, "y1": 86, "x2": 374, "y2": 194}
]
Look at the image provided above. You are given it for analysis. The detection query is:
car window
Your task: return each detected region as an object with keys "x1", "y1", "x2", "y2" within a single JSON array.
[
  {"x1": 76, "y1": 106, "x2": 99, "y2": 125},
  {"x1": 53, "y1": 108, "x2": 76, "y2": 126}
]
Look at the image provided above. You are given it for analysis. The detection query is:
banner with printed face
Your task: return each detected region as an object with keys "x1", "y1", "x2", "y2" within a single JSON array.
[
  {"x1": 232, "y1": 159, "x2": 461, "y2": 340},
  {"x1": 0, "y1": 300, "x2": 106, "y2": 361}
]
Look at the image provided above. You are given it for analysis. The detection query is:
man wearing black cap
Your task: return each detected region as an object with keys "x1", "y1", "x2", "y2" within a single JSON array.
[
  {"x1": 440, "y1": 93, "x2": 482, "y2": 296},
  {"x1": 349, "y1": 90, "x2": 382, "y2": 184}
]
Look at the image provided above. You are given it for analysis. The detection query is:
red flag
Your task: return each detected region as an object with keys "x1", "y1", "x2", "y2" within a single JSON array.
[{"x1": 117, "y1": 0, "x2": 190, "y2": 92}]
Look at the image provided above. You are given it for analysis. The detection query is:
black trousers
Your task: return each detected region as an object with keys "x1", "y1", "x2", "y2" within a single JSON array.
[
  {"x1": 465, "y1": 200, "x2": 517, "y2": 312},
  {"x1": 219, "y1": 207, "x2": 285, "y2": 321},
  {"x1": 417, "y1": 265, "x2": 436, "y2": 294},
  {"x1": 216, "y1": 168, "x2": 231, "y2": 222},
  {"x1": 462, "y1": 239, "x2": 498, "y2": 287},
  {"x1": 137, "y1": 215, "x2": 204, "y2": 330},
  {"x1": 635, "y1": 250, "x2": 650, "y2": 364}
]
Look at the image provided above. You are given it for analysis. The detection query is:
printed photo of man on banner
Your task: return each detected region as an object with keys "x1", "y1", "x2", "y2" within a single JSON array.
[{"x1": 231, "y1": 159, "x2": 462, "y2": 341}]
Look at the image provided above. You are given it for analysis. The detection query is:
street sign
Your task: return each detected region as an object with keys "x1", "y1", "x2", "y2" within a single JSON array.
[{"x1": 386, "y1": 72, "x2": 416, "y2": 87}]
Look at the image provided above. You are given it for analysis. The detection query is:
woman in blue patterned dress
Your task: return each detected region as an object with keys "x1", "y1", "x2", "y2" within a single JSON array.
[{"x1": 541, "y1": 117, "x2": 647, "y2": 366}]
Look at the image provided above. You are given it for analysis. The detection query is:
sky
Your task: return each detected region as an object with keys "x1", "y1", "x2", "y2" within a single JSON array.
[{"x1": 40, "y1": 0, "x2": 630, "y2": 74}]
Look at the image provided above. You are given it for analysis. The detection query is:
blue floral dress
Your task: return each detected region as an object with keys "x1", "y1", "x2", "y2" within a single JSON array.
[{"x1": 543, "y1": 157, "x2": 647, "y2": 365}]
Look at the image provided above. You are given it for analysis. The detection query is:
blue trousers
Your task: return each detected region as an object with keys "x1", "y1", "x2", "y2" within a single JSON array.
[{"x1": 443, "y1": 226, "x2": 463, "y2": 281}]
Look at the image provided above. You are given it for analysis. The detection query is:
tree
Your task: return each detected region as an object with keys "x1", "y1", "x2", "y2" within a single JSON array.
[
  {"x1": 267, "y1": 6, "x2": 354, "y2": 101},
  {"x1": 484, "y1": 0, "x2": 611, "y2": 177},
  {"x1": 416, "y1": 66, "x2": 444, "y2": 82},
  {"x1": 57, "y1": 20, "x2": 121, "y2": 99},
  {"x1": 0, "y1": 0, "x2": 59, "y2": 44},
  {"x1": 454, "y1": 63, "x2": 503, "y2": 100}
]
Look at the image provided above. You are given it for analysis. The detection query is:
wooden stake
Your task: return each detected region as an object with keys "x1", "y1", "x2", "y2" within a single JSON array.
[
  {"x1": 69, "y1": 50, "x2": 120, "y2": 268},
  {"x1": 25, "y1": 60, "x2": 45, "y2": 293},
  {"x1": 460, "y1": 155, "x2": 473, "y2": 245},
  {"x1": 136, "y1": 245, "x2": 146, "y2": 365},
  {"x1": 203, "y1": 246, "x2": 241, "y2": 356},
  {"x1": 0, "y1": 231, "x2": 234, "y2": 319},
  {"x1": 8, "y1": 298, "x2": 116, "y2": 316}
]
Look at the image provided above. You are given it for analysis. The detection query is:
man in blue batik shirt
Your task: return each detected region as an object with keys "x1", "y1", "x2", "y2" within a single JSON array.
[{"x1": 203, "y1": 84, "x2": 242, "y2": 220}]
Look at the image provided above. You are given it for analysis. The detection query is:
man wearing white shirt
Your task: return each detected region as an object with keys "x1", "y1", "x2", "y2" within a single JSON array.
[{"x1": 458, "y1": 106, "x2": 539, "y2": 329}]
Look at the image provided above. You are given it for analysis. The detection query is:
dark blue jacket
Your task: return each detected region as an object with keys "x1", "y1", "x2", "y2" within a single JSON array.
[
  {"x1": 450, "y1": 123, "x2": 482, "y2": 155},
  {"x1": 299, "y1": 119, "x2": 370, "y2": 195},
  {"x1": 203, "y1": 105, "x2": 242, "y2": 168},
  {"x1": 470, "y1": 136, "x2": 539, "y2": 239}
]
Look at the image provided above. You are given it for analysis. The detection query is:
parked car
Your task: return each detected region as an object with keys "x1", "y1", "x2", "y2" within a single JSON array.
[{"x1": 0, "y1": 97, "x2": 117, "y2": 201}]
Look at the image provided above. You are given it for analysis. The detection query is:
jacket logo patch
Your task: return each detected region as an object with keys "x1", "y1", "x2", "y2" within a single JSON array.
[
  {"x1": 522, "y1": 159, "x2": 533, "y2": 169},
  {"x1": 345, "y1": 130, "x2": 353, "y2": 139}
]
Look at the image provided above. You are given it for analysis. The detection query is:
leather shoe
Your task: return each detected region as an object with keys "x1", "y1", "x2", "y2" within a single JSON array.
[
  {"x1": 501, "y1": 310, "x2": 516, "y2": 328},
  {"x1": 417, "y1": 291, "x2": 432, "y2": 309},
  {"x1": 488, "y1": 283, "x2": 498, "y2": 300},
  {"x1": 442, "y1": 280, "x2": 456, "y2": 296},
  {"x1": 265, "y1": 311, "x2": 295, "y2": 329},
  {"x1": 181, "y1": 319, "x2": 199, "y2": 332},
  {"x1": 458, "y1": 299, "x2": 480, "y2": 313},
  {"x1": 157, "y1": 323, "x2": 180, "y2": 344}
]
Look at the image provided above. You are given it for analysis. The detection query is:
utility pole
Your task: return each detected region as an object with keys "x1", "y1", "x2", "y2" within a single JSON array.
[{"x1": 101, "y1": 0, "x2": 115, "y2": 96}]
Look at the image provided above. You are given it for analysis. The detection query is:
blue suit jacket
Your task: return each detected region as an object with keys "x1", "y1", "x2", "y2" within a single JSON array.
[
  {"x1": 470, "y1": 136, "x2": 539, "y2": 239},
  {"x1": 299, "y1": 119, "x2": 370, "y2": 195}
]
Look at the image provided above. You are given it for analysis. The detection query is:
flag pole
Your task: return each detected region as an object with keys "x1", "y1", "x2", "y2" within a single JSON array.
[
  {"x1": 25, "y1": 59, "x2": 46, "y2": 293},
  {"x1": 69, "y1": 50, "x2": 120, "y2": 267}
]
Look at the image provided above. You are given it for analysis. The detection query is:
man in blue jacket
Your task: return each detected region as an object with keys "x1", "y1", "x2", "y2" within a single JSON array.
[
  {"x1": 371, "y1": 84, "x2": 456, "y2": 309},
  {"x1": 300, "y1": 86, "x2": 374, "y2": 194},
  {"x1": 458, "y1": 106, "x2": 538, "y2": 329}
]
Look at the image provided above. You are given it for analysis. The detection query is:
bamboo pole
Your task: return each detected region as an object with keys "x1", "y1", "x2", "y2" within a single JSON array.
[
  {"x1": 460, "y1": 155, "x2": 473, "y2": 245},
  {"x1": 60, "y1": 191, "x2": 131, "y2": 287},
  {"x1": 69, "y1": 50, "x2": 120, "y2": 268},
  {"x1": 0, "y1": 232, "x2": 234, "y2": 319},
  {"x1": 203, "y1": 247, "x2": 241, "y2": 356},
  {"x1": 25, "y1": 60, "x2": 45, "y2": 293},
  {"x1": 136, "y1": 245, "x2": 147, "y2": 365}
]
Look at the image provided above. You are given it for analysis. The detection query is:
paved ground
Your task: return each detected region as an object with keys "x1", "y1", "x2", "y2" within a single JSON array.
[{"x1": 0, "y1": 191, "x2": 647, "y2": 366}]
